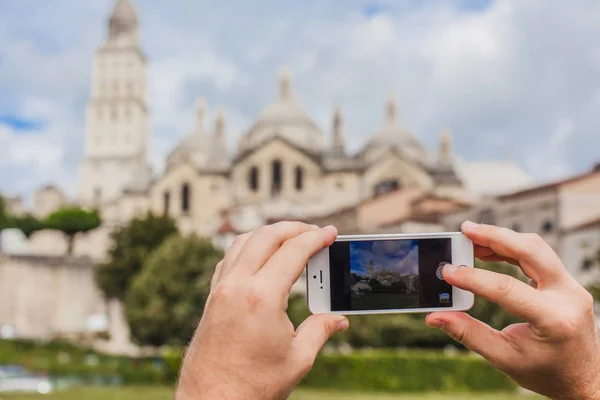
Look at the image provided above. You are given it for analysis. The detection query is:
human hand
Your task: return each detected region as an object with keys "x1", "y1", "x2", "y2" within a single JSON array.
[
  {"x1": 426, "y1": 221, "x2": 600, "y2": 400},
  {"x1": 175, "y1": 222, "x2": 349, "y2": 400}
]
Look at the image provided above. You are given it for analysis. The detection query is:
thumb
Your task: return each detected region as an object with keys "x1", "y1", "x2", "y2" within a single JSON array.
[
  {"x1": 294, "y1": 314, "x2": 349, "y2": 356},
  {"x1": 426, "y1": 312, "x2": 515, "y2": 365}
]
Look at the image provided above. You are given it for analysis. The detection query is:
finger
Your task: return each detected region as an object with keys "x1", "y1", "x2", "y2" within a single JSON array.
[
  {"x1": 293, "y1": 313, "x2": 349, "y2": 361},
  {"x1": 218, "y1": 231, "x2": 253, "y2": 278},
  {"x1": 259, "y1": 226, "x2": 337, "y2": 291},
  {"x1": 426, "y1": 312, "x2": 516, "y2": 368},
  {"x1": 475, "y1": 244, "x2": 521, "y2": 267},
  {"x1": 229, "y1": 222, "x2": 319, "y2": 276},
  {"x1": 462, "y1": 221, "x2": 566, "y2": 285},
  {"x1": 443, "y1": 264, "x2": 546, "y2": 324},
  {"x1": 210, "y1": 260, "x2": 224, "y2": 292}
]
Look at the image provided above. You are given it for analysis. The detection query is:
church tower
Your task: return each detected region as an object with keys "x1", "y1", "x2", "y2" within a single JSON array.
[{"x1": 78, "y1": 0, "x2": 151, "y2": 207}]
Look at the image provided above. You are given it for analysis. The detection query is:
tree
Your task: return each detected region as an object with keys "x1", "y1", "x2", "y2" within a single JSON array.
[
  {"x1": 124, "y1": 235, "x2": 223, "y2": 347},
  {"x1": 11, "y1": 214, "x2": 46, "y2": 238},
  {"x1": 585, "y1": 248, "x2": 600, "y2": 301},
  {"x1": 46, "y1": 207, "x2": 101, "y2": 254},
  {"x1": 0, "y1": 195, "x2": 9, "y2": 230},
  {"x1": 95, "y1": 213, "x2": 178, "y2": 301}
]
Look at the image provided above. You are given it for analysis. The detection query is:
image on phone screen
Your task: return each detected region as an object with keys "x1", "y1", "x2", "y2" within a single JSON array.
[{"x1": 329, "y1": 238, "x2": 453, "y2": 312}]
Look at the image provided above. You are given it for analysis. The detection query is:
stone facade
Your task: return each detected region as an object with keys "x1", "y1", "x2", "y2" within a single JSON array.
[
  {"x1": 78, "y1": 0, "x2": 151, "y2": 208},
  {"x1": 443, "y1": 167, "x2": 600, "y2": 275},
  {"x1": 32, "y1": 185, "x2": 68, "y2": 219},
  {"x1": 561, "y1": 218, "x2": 600, "y2": 287}
]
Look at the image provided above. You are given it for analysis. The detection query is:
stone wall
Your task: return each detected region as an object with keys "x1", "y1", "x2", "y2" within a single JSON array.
[
  {"x1": 0, "y1": 255, "x2": 106, "y2": 339},
  {"x1": 0, "y1": 254, "x2": 137, "y2": 355}
]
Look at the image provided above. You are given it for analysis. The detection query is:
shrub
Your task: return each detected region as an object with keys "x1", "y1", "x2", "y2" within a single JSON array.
[{"x1": 301, "y1": 351, "x2": 516, "y2": 393}]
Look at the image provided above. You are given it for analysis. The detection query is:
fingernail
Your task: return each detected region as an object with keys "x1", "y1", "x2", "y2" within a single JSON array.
[
  {"x1": 337, "y1": 318, "x2": 349, "y2": 332},
  {"x1": 462, "y1": 220, "x2": 479, "y2": 232},
  {"x1": 443, "y1": 264, "x2": 458, "y2": 275},
  {"x1": 428, "y1": 319, "x2": 444, "y2": 329},
  {"x1": 324, "y1": 225, "x2": 337, "y2": 234}
]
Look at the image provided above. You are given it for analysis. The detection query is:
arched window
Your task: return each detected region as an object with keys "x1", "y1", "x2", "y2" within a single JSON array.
[
  {"x1": 295, "y1": 166, "x2": 304, "y2": 191},
  {"x1": 249, "y1": 166, "x2": 259, "y2": 192},
  {"x1": 542, "y1": 220, "x2": 554, "y2": 233},
  {"x1": 94, "y1": 187, "x2": 102, "y2": 202},
  {"x1": 374, "y1": 179, "x2": 399, "y2": 197},
  {"x1": 181, "y1": 183, "x2": 191, "y2": 213},
  {"x1": 272, "y1": 160, "x2": 282, "y2": 197},
  {"x1": 163, "y1": 191, "x2": 170, "y2": 216}
]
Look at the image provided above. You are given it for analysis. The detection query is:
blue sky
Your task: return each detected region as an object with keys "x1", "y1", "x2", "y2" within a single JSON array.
[
  {"x1": 350, "y1": 240, "x2": 419, "y2": 276},
  {"x1": 1, "y1": 0, "x2": 600, "y2": 201}
]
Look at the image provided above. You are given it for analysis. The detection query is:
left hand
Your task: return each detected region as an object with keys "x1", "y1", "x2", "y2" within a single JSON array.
[{"x1": 176, "y1": 222, "x2": 349, "y2": 400}]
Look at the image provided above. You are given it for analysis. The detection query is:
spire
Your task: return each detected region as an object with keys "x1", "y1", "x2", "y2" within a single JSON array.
[
  {"x1": 386, "y1": 94, "x2": 398, "y2": 125},
  {"x1": 332, "y1": 106, "x2": 345, "y2": 155},
  {"x1": 214, "y1": 109, "x2": 227, "y2": 152},
  {"x1": 194, "y1": 98, "x2": 207, "y2": 136},
  {"x1": 278, "y1": 66, "x2": 292, "y2": 100},
  {"x1": 437, "y1": 129, "x2": 453, "y2": 168},
  {"x1": 108, "y1": 0, "x2": 139, "y2": 41}
]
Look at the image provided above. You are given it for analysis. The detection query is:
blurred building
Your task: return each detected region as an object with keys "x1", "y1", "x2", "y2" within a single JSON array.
[
  {"x1": 74, "y1": 0, "x2": 532, "y2": 250},
  {"x1": 444, "y1": 164, "x2": 600, "y2": 282},
  {"x1": 32, "y1": 185, "x2": 68, "y2": 219},
  {"x1": 4, "y1": 196, "x2": 25, "y2": 217}
]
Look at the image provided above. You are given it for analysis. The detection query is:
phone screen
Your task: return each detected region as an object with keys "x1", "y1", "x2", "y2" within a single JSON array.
[{"x1": 329, "y1": 238, "x2": 453, "y2": 311}]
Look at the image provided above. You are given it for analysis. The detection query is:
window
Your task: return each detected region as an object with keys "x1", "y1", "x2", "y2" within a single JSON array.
[
  {"x1": 581, "y1": 240, "x2": 591, "y2": 250},
  {"x1": 94, "y1": 187, "x2": 102, "y2": 202},
  {"x1": 271, "y1": 160, "x2": 282, "y2": 197},
  {"x1": 583, "y1": 258, "x2": 595, "y2": 271},
  {"x1": 181, "y1": 183, "x2": 191, "y2": 213},
  {"x1": 249, "y1": 166, "x2": 259, "y2": 192},
  {"x1": 295, "y1": 166, "x2": 304, "y2": 191},
  {"x1": 127, "y1": 82, "x2": 134, "y2": 96},
  {"x1": 111, "y1": 108, "x2": 118, "y2": 121},
  {"x1": 211, "y1": 181, "x2": 219, "y2": 192},
  {"x1": 163, "y1": 191, "x2": 170, "y2": 216},
  {"x1": 336, "y1": 179, "x2": 344, "y2": 190},
  {"x1": 542, "y1": 220, "x2": 554, "y2": 233},
  {"x1": 374, "y1": 179, "x2": 399, "y2": 197}
]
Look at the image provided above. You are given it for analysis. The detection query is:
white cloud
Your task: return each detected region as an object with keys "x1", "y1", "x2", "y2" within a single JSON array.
[{"x1": 1, "y1": 0, "x2": 600, "y2": 202}]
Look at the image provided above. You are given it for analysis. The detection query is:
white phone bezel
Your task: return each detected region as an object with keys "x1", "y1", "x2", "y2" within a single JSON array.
[{"x1": 306, "y1": 232, "x2": 475, "y2": 315}]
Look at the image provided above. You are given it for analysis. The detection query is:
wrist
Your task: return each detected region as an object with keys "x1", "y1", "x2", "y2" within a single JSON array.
[{"x1": 176, "y1": 372, "x2": 263, "y2": 400}]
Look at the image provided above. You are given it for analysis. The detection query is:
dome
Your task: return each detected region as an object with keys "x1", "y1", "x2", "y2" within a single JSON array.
[
  {"x1": 239, "y1": 68, "x2": 325, "y2": 153},
  {"x1": 166, "y1": 134, "x2": 212, "y2": 169},
  {"x1": 167, "y1": 99, "x2": 228, "y2": 171},
  {"x1": 108, "y1": 0, "x2": 138, "y2": 40},
  {"x1": 364, "y1": 96, "x2": 427, "y2": 163}
]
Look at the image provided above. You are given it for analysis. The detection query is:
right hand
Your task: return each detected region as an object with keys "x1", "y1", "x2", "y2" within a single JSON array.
[{"x1": 426, "y1": 221, "x2": 600, "y2": 400}]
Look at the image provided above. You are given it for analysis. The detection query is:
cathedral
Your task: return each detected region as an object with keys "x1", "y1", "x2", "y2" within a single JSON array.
[{"x1": 76, "y1": 0, "x2": 531, "y2": 242}]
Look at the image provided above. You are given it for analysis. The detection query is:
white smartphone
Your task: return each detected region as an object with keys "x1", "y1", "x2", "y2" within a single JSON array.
[{"x1": 306, "y1": 232, "x2": 475, "y2": 315}]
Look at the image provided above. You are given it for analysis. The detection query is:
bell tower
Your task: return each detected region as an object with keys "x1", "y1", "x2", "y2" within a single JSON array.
[{"x1": 78, "y1": 0, "x2": 151, "y2": 207}]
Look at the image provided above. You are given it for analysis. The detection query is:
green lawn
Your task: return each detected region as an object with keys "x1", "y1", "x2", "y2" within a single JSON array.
[{"x1": 0, "y1": 387, "x2": 542, "y2": 400}]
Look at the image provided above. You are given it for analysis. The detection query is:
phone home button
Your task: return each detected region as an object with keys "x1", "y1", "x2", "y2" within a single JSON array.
[{"x1": 436, "y1": 263, "x2": 447, "y2": 281}]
